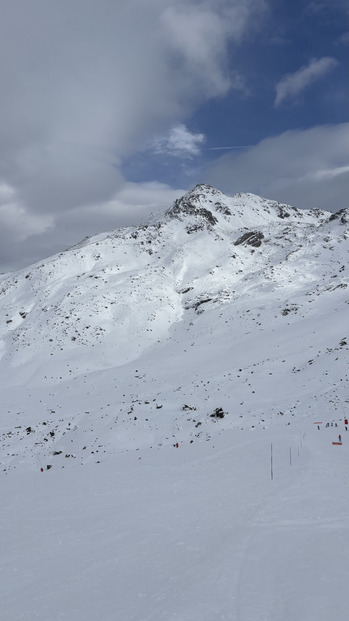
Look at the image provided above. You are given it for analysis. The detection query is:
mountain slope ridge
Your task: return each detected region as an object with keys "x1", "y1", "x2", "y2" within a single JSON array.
[{"x1": 0, "y1": 185, "x2": 348, "y2": 471}]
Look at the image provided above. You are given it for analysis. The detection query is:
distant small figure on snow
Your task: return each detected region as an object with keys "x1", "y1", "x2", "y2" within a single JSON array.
[{"x1": 338, "y1": 435, "x2": 342, "y2": 443}]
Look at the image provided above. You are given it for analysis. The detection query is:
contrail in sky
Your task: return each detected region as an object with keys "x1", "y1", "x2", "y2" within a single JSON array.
[{"x1": 206, "y1": 145, "x2": 251, "y2": 151}]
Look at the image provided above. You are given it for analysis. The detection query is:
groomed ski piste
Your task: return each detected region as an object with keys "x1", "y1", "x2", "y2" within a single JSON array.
[
  {"x1": 1, "y1": 420, "x2": 348, "y2": 620},
  {"x1": 1, "y1": 185, "x2": 348, "y2": 620}
]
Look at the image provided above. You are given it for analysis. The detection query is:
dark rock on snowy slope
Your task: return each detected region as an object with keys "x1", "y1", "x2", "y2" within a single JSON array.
[
  {"x1": 234, "y1": 231, "x2": 265, "y2": 247},
  {"x1": 329, "y1": 208, "x2": 348, "y2": 225}
]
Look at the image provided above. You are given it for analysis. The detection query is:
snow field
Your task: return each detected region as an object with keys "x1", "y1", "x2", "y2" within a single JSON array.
[{"x1": 1, "y1": 419, "x2": 348, "y2": 621}]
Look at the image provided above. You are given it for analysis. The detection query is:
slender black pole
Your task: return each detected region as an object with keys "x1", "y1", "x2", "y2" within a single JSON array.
[{"x1": 271, "y1": 443, "x2": 273, "y2": 481}]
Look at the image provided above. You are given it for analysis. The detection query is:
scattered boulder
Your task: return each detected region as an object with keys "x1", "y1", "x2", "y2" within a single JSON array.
[
  {"x1": 210, "y1": 407, "x2": 225, "y2": 419},
  {"x1": 214, "y1": 201, "x2": 231, "y2": 216},
  {"x1": 329, "y1": 209, "x2": 348, "y2": 225},
  {"x1": 281, "y1": 305, "x2": 298, "y2": 316},
  {"x1": 234, "y1": 231, "x2": 264, "y2": 247}
]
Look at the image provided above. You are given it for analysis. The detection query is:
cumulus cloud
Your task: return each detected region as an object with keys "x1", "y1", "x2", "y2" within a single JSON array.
[
  {"x1": 205, "y1": 123, "x2": 349, "y2": 212},
  {"x1": 274, "y1": 57, "x2": 339, "y2": 107},
  {"x1": 0, "y1": 0, "x2": 265, "y2": 271},
  {"x1": 152, "y1": 125, "x2": 206, "y2": 158},
  {"x1": 160, "y1": 1, "x2": 260, "y2": 97},
  {"x1": 0, "y1": 0, "x2": 263, "y2": 205}
]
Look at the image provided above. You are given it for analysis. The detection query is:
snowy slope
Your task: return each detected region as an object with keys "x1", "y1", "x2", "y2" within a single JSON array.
[
  {"x1": 0, "y1": 184, "x2": 348, "y2": 470},
  {"x1": 1, "y1": 419, "x2": 348, "y2": 621},
  {"x1": 1, "y1": 185, "x2": 349, "y2": 621}
]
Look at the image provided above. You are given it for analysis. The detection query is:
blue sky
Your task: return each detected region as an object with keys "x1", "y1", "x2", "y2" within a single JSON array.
[
  {"x1": 123, "y1": 0, "x2": 348, "y2": 191},
  {"x1": 0, "y1": 0, "x2": 348, "y2": 271}
]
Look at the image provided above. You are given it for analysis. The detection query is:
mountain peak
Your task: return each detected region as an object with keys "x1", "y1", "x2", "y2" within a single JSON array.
[
  {"x1": 165, "y1": 184, "x2": 219, "y2": 229},
  {"x1": 0, "y1": 183, "x2": 348, "y2": 474},
  {"x1": 165, "y1": 185, "x2": 332, "y2": 234}
]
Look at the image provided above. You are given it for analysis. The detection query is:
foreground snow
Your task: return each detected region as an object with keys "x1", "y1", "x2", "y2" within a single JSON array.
[{"x1": 1, "y1": 419, "x2": 348, "y2": 621}]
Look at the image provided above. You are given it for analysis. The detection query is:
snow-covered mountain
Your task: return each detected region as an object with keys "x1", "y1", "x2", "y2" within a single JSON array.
[
  {"x1": 0, "y1": 184, "x2": 348, "y2": 471},
  {"x1": 2, "y1": 185, "x2": 349, "y2": 621}
]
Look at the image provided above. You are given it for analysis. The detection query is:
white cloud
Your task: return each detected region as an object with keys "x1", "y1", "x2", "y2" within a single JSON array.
[
  {"x1": 0, "y1": 0, "x2": 266, "y2": 271},
  {"x1": 274, "y1": 57, "x2": 339, "y2": 107},
  {"x1": 0, "y1": 182, "x2": 54, "y2": 272},
  {"x1": 0, "y1": 181, "x2": 185, "y2": 271},
  {"x1": 304, "y1": 2, "x2": 328, "y2": 15},
  {"x1": 152, "y1": 125, "x2": 206, "y2": 158},
  {"x1": 0, "y1": 203, "x2": 53, "y2": 242},
  {"x1": 0, "y1": 1, "x2": 264, "y2": 212},
  {"x1": 160, "y1": 2, "x2": 261, "y2": 97},
  {"x1": 304, "y1": 1, "x2": 349, "y2": 14},
  {"x1": 0, "y1": 183, "x2": 54, "y2": 241},
  {"x1": 98, "y1": 182, "x2": 186, "y2": 224},
  {"x1": 205, "y1": 123, "x2": 349, "y2": 212},
  {"x1": 304, "y1": 165, "x2": 349, "y2": 181}
]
